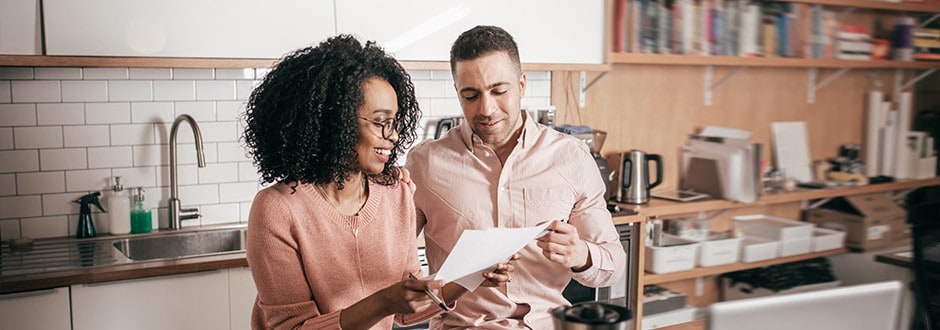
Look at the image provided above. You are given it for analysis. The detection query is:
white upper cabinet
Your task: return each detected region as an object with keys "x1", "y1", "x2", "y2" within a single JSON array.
[
  {"x1": 43, "y1": 0, "x2": 336, "y2": 58},
  {"x1": 0, "y1": 0, "x2": 42, "y2": 55},
  {"x1": 335, "y1": 0, "x2": 605, "y2": 64}
]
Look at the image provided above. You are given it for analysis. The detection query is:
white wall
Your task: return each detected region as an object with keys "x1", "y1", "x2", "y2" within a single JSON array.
[{"x1": 0, "y1": 66, "x2": 551, "y2": 240}]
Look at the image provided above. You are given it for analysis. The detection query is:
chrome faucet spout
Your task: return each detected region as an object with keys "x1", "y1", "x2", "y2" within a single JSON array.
[{"x1": 168, "y1": 114, "x2": 205, "y2": 230}]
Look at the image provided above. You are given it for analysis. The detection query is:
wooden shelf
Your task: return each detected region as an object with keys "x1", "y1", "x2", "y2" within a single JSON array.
[
  {"x1": 617, "y1": 177, "x2": 940, "y2": 220},
  {"x1": 608, "y1": 53, "x2": 940, "y2": 69},
  {"x1": 0, "y1": 55, "x2": 610, "y2": 72},
  {"x1": 788, "y1": 0, "x2": 940, "y2": 13},
  {"x1": 643, "y1": 248, "x2": 848, "y2": 285}
]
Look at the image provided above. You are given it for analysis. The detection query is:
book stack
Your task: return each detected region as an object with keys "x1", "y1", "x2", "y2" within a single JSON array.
[
  {"x1": 835, "y1": 25, "x2": 873, "y2": 60},
  {"x1": 914, "y1": 28, "x2": 940, "y2": 61}
]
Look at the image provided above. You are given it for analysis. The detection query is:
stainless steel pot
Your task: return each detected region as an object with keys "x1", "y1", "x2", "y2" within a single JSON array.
[{"x1": 551, "y1": 302, "x2": 633, "y2": 330}]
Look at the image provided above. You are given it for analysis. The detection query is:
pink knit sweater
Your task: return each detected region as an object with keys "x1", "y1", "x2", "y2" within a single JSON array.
[{"x1": 247, "y1": 181, "x2": 436, "y2": 329}]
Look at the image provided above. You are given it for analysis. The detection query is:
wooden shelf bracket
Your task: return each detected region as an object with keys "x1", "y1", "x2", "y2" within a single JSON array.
[
  {"x1": 807, "y1": 67, "x2": 851, "y2": 104},
  {"x1": 704, "y1": 65, "x2": 746, "y2": 106},
  {"x1": 580, "y1": 71, "x2": 610, "y2": 108}
]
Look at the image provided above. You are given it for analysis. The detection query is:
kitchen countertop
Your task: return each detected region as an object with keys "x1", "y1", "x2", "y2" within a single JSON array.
[{"x1": 0, "y1": 225, "x2": 250, "y2": 294}]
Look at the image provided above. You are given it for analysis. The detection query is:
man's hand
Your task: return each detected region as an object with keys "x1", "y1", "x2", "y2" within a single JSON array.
[
  {"x1": 480, "y1": 253, "x2": 521, "y2": 287},
  {"x1": 536, "y1": 221, "x2": 592, "y2": 271}
]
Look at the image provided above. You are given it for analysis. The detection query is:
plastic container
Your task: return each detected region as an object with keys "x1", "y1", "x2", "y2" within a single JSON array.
[
  {"x1": 131, "y1": 187, "x2": 152, "y2": 234},
  {"x1": 697, "y1": 234, "x2": 742, "y2": 267},
  {"x1": 739, "y1": 237, "x2": 780, "y2": 262},
  {"x1": 732, "y1": 215, "x2": 814, "y2": 257},
  {"x1": 810, "y1": 227, "x2": 846, "y2": 252},
  {"x1": 645, "y1": 235, "x2": 699, "y2": 274},
  {"x1": 107, "y1": 177, "x2": 131, "y2": 235}
]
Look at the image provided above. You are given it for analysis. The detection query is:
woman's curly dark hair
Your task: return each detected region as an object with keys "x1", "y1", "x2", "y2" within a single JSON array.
[{"x1": 242, "y1": 35, "x2": 420, "y2": 190}]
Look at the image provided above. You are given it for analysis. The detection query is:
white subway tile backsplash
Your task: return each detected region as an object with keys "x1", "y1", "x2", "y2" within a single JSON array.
[
  {"x1": 65, "y1": 168, "x2": 112, "y2": 192},
  {"x1": 37, "y1": 103, "x2": 85, "y2": 125},
  {"x1": 235, "y1": 80, "x2": 258, "y2": 100},
  {"x1": 12, "y1": 80, "x2": 61, "y2": 103},
  {"x1": 178, "y1": 184, "x2": 219, "y2": 205},
  {"x1": 111, "y1": 166, "x2": 157, "y2": 188},
  {"x1": 0, "y1": 195, "x2": 42, "y2": 219},
  {"x1": 88, "y1": 146, "x2": 133, "y2": 168},
  {"x1": 158, "y1": 164, "x2": 199, "y2": 187},
  {"x1": 14, "y1": 126, "x2": 63, "y2": 149},
  {"x1": 216, "y1": 101, "x2": 244, "y2": 121},
  {"x1": 40, "y1": 148, "x2": 87, "y2": 171},
  {"x1": 62, "y1": 80, "x2": 108, "y2": 102},
  {"x1": 254, "y1": 68, "x2": 271, "y2": 79},
  {"x1": 20, "y1": 216, "x2": 68, "y2": 239},
  {"x1": 407, "y1": 70, "x2": 430, "y2": 80},
  {"x1": 175, "y1": 101, "x2": 215, "y2": 122},
  {"x1": 525, "y1": 71, "x2": 551, "y2": 80},
  {"x1": 198, "y1": 163, "x2": 238, "y2": 184},
  {"x1": 17, "y1": 171, "x2": 66, "y2": 195},
  {"x1": 413, "y1": 80, "x2": 449, "y2": 98},
  {"x1": 153, "y1": 80, "x2": 196, "y2": 101},
  {"x1": 0, "y1": 174, "x2": 14, "y2": 196},
  {"x1": 0, "y1": 81, "x2": 11, "y2": 103},
  {"x1": 219, "y1": 182, "x2": 259, "y2": 203},
  {"x1": 129, "y1": 68, "x2": 173, "y2": 79},
  {"x1": 197, "y1": 122, "x2": 237, "y2": 143},
  {"x1": 0, "y1": 150, "x2": 39, "y2": 173},
  {"x1": 132, "y1": 145, "x2": 165, "y2": 167},
  {"x1": 218, "y1": 142, "x2": 250, "y2": 162},
  {"x1": 216, "y1": 69, "x2": 254, "y2": 80},
  {"x1": 131, "y1": 102, "x2": 174, "y2": 123},
  {"x1": 109, "y1": 80, "x2": 153, "y2": 101},
  {"x1": 238, "y1": 162, "x2": 259, "y2": 182},
  {"x1": 129, "y1": 68, "x2": 172, "y2": 80},
  {"x1": 199, "y1": 203, "x2": 240, "y2": 225},
  {"x1": 173, "y1": 68, "x2": 214, "y2": 80},
  {"x1": 0, "y1": 128, "x2": 12, "y2": 149},
  {"x1": 525, "y1": 80, "x2": 551, "y2": 97},
  {"x1": 430, "y1": 70, "x2": 452, "y2": 80},
  {"x1": 0, "y1": 67, "x2": 33, "y2": 80},
  {"x1": 83, "y1": 68, "x2": 128, "y2": 80},
  {"x1": 64, "y1": 125, "x2": 110, "y2": 147},
  {"x1": 35, "y1": 68, "x2": 82, "y2": 80},
  {"x1": 239, "y1": 202, "x2": 252, "y2": 222},
  {"x1": 0, "y1": 103, "x2": 37, "y2": 126},
  {"x1": 428, "y1": 98, "x2": 462, "y2": 117},
  {"x1": 86, "y1": 102, "x2": 131, "y2": 124},
  {"x1": 42, "y1": 193, "x2": 79, "y2": 216},
  {"x1": 110, "y1": 124, "x2": 156, "y2": 146},
  {"x1": 195, "y1": 80, "x2": 236, "y2": 100},
  {"x1": 0, "y1": 219, "x2": 20, "y2": 240},
  {"x1": 521, "y1": 97, "x2": 551, "y2": 108}
]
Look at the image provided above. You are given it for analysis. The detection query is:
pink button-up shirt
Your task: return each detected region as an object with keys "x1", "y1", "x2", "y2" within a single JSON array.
[{"x1": 406, "y1": 112, "x2": 626, "y2": 329}]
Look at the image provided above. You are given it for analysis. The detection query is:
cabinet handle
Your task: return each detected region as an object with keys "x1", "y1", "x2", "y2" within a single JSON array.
[
  {"x1": 83, "y1": 269, "x2": 222, "y2": 287},
  {"x1": 0, "y1": 288, "x2": 60, "y2": 300}
]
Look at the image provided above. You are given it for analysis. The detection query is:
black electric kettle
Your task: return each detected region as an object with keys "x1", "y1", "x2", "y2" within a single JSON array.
[
  {"x1": 434, "y1": 117, "x2": 463, "y2": 139},
  {"x1": 615, "y1": 150, "x2": 663, "y2": 204},
  {"x1": 551, "y1": 302, "x2": 633, "y2": 329}
]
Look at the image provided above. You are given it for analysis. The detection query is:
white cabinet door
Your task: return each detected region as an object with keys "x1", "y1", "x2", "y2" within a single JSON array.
[
  {"x1": 229, "y1": 267, "x2": 257, "y2": 330},
  {"x1": 0, "y1": 0, "x2": 42, "y2": 55},
  {"x1": 0, "y1": 287, "x2": 72, "y2": 330},
  {"x1": 336, "y1": 0, "x2": 604, "y2": 64},
  {"x1": 71, "y1": 270, "x2": 229, "y2": 330},
  {"x1": 43, "y1": 0, "x2": 335, "y2": 58}
]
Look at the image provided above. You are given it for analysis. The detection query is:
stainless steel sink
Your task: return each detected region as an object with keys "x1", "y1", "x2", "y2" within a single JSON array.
[{"x1": 112, "y1": 228, "x2": 247, "y2": 261}]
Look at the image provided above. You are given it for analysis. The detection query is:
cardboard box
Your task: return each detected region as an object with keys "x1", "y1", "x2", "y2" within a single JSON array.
[{"x1": 802, "y1": 193, "x2": 909, "y2": 251}]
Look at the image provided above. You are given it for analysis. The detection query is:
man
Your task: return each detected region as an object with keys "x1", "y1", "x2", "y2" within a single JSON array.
[{"x1": 405, "y1": 25, "x2": 626, "y2": 329}]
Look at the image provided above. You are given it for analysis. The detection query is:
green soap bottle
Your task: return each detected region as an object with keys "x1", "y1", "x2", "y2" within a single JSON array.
[{"x1": 131, "y1": 187, "x2": 152, "y2": 234}]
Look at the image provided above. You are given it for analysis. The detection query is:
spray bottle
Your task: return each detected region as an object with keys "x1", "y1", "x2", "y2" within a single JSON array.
[{"x1": 74, "y1": 192, "x2": 105, "y2": 238}]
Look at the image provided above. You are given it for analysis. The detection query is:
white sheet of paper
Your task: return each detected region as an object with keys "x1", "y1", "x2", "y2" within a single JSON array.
[{"x1": 433, "y1": 221, "x2": 553, "y2": 291}]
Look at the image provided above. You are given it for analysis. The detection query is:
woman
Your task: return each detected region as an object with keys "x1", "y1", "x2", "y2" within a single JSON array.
[{"x1": 242, "y1": 35, "x2": 515, "y2": 329}]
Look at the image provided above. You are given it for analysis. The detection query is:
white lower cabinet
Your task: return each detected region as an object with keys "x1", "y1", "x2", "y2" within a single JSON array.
[
  {"x1": 228, "y1": 267, "x2": 257, "y2": 330},
  {"x1": 0, "y1": 287, "x2": 72, "y2": 330},
  {"x1": 71, "y1": 270, "x2": 230, "y2": 330}
]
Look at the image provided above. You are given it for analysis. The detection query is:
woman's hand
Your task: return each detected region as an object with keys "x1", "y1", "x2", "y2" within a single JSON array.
[
  {"x1": 480, "y1": 253, "x2": 521, "y2": 287},
  {"x1": 398, "y1": 168, "x2": 416, "y2": 191},
  {"x1": 377, "y1": 277, "x2": 443, "y2": 314}
]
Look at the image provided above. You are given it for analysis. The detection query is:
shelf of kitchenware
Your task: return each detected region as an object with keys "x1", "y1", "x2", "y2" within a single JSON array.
[{"x1": 0, "y1": 55, "x2": 611, "y2": 72}]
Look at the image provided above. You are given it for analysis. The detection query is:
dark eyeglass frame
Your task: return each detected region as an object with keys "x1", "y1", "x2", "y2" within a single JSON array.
[{"x1": 358, "y1": 117, "x2": 399, "y2": 139}]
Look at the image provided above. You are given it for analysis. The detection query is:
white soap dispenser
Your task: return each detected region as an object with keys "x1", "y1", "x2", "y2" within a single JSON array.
[{"x1": 108, "y1": 176, "x2": 131, "y2": 235}]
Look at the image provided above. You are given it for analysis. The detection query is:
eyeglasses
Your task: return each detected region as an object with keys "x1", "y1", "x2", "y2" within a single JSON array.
[{"x1": 358, "y1": 117, "x2": 399, "y2": 139}]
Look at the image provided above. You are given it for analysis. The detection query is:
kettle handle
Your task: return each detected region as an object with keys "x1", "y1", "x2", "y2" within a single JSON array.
[
  {"x1": 621, "y1": 158, "x2": 632, "y2": 190},
  {"x1": 647, "y1": 154, "x2": 663, "y2": 189}
]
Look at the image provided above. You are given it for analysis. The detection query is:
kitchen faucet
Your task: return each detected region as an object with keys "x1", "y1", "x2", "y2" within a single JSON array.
[{"x1": 168, "y1": 114, "x2": 206, "y2": 229}]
